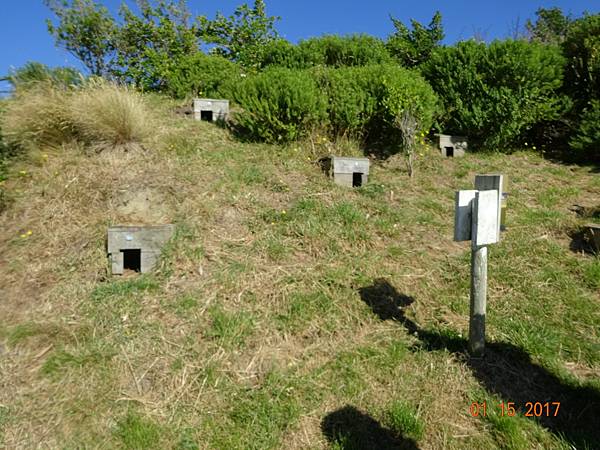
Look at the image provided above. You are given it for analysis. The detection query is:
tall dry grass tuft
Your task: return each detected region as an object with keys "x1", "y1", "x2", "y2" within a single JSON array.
[
  {"x1": 69, "y1": 80, "x2": 153, "y2": 150},
  {"x1": 1, "y1": 83, "x2": 74, "y2": 150},
  {"x1": 0, "y1": 80, "x2": 153, "y2": 152}
]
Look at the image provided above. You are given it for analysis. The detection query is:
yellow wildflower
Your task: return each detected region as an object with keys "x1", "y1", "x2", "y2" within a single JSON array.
[{"x1": 26, "y1": 230, "x2": 32, "y2": 236}]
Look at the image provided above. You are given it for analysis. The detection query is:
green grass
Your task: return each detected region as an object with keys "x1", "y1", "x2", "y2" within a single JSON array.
[
  {"x1": 115, "y1": 412, "x2": 164, "y2": 450},
  {"x1": 41, "y1": 344, "x2": 115, "y2": 378},
  {"x1": 384, "y1": 401, "x2": 424, "y2": 440},
  {"x1": 206, "y1": 305, "x2": 255, "y2": 349}
]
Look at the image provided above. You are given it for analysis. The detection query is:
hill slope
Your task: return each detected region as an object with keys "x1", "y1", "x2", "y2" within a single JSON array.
[{"x1": 1, "y1": 107, "x2": 599, "y2": 449}]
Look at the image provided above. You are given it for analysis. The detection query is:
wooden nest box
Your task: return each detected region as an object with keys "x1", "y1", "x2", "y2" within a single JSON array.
[
  {"x1": 437, "y1": 134, "x2": 468, "y2": 157},
  {"x1": 107, "y1": 225, "x2": 174, "y2": 275},
  {"x1": 193, "y1": 98, "x2": 229, "y2": 122},
  {"x1": 323, "y1": 156, "x2": 370, "y2": 188}
]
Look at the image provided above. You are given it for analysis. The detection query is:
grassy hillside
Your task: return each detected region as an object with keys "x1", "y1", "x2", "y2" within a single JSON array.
[{"x1": 0, "y1": 99, "x2": 599, "y2": 449}]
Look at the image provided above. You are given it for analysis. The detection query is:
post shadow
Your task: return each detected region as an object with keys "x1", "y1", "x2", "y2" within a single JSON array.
[
  {"x1": 321, "y1": 405, "x2": 419, "y2": 450},
  {"x1": 358, "y1": 278, "x2": 600, "y2": 449}
]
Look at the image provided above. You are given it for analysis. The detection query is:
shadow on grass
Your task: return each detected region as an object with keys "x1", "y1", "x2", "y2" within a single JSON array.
[
  {"x1": 322, "y1": 405, "x2": 419, "y2": 450},
  {"x1": 358, "y1": 278, "x2": 600, "y2": 449},
  {"x1": 568, "y1": 227, "x2": 599, "y2": 255}
]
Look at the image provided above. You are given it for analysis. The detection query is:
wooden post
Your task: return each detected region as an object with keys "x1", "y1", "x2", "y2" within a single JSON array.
[
  {"x1": 455, "y1": 180, "x2": 502, "y2": 358},
  {"x1": 469, "y1": 243, "x2": 487, "y2": 357},
  {"x1": 468, "y1": 189, "x2": 498, "y2": 357}
]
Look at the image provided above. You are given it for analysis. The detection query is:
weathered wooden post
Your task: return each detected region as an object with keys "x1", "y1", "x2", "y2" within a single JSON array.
[{"x1": 454, "y1": 175, "x2": 504, "y2": 357}]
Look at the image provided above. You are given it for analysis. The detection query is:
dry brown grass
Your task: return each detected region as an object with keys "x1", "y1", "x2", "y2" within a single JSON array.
[
  {"x1": 69, "y1": 80, "x2": 154, "y2": 150},
  {"x1": 1, "y1": 80, "x2": 153, "y2": 154},
  {"x1": 1, "y1": 83, "x2": 74, "y2": 150}
]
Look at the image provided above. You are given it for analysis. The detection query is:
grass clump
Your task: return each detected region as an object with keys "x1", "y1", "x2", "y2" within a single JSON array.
[
  {"x1": 115, "y1": 412, "x2": 163, "y2": 450},
  {"x1": 69, "y1": 80, "x2": 153, "y2": 149},
  {"x1": 1, "y1": 83, "x2": 74, "y2": 150},
  {"x1": 0, "y1": 80, "x2": 153, "y2": 152},
  {"x1": 206, "y1": 305, "x2": 255, "y2": 349},
  {"x1": 384, "y1": 400, "x2": 424, "y2": 441}
]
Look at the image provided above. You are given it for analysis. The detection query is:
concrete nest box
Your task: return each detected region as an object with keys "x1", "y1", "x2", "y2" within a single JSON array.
[
  {"x1": 437, "y1": 134, "x2": 467, "y2": 157},
  {"x1": 193, "y1": 98, "x2": 229, "y2": 122},
  {"x1": 107, "y1": 225, "x2": 174, "y2": 275},
  {"x1": 326, "y1": 156, "x2": 370, "y2": 188}
]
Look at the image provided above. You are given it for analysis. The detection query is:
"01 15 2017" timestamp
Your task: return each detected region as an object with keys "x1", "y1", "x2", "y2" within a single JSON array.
[{"x1": 469, "y1": 401, "x2": 561, "y2": 417}]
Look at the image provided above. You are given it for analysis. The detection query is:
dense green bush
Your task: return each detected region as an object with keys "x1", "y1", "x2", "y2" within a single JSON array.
[
  {"x1": 231, "y1": 67, "x2": 328, "y2": 142},
  {"x1": 562, "y1": 14, "x2": 600, "y2": 112},
  {"x1": 569, "y1": 100, "x2": 600, "y2": 159},
  {"x1": 422, "y1": 40, "x2": 568, "y2": 150},
  {"x1": 161, "y1": 53, "x2": 242, "y2": 99},
  {"x1": 386, "y1": 12, "x2": 444, "y2": 67},
  {"x1": 562, "y1": 14, "x2": 600, "y2": 158},
  {"x1": 231, "y1": 64, "x2": 437, "y2": 146},
  {"x1": 312, "y1": 65, "x2": 438, "y2": 142},
  {"x1": 259, "y1": 35, "x2": 392, "y2": 69},
  {"x1": 311, "y1": 66, "x2": 378, "y2": 138}
]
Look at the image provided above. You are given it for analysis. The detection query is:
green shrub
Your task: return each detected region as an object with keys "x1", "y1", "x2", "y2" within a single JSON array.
[
  {"x1": 562, "y1": 14, "x2": 600, "y2": 159},
  {"x1": 422, "y1": 40, "x2": 568, "y2": 150},
  {"x1": 569, "y1": 100, "x2": 600, "y2": 159},
  {"x1": 162, "y1": 53, "x2": 242, "y2": 99},
  {"x1": 562, "y1": 14, "x2": 600, "y2": 112},
  {"x1": 232, "y1": 64, "x2": 437, "y2": 146},
  {"x1": 258, "y1": 39, "x2": 307, "y2": 69},
  {"x1": 386, "y1": 11, "x2": 444, "y2": 67},
  {"x1": 231, "y1": 67, "x2": 328, "y2": 142},
  {"x1": 313, "y1": 65, "x2": 438, "y2": 143},
  {"x1": 259, "y1": 34, "x2": 392, "y2": 69},
  {"x1": 311, "y1": 66, "x2": 379, "y2": 138}
]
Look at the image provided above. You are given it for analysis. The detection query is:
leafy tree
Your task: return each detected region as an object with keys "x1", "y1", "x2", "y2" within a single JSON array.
[
  {"x1": 198, "y1": 0, "x2": 279, "y2": 70},
  {"x1": 45, "y1": 0, "x2": 117, "y2": 76},
  {"x1": 386, "y1": 12, "x2": 444, "y2": 67},
  {"x1": 113, "y1": 0, "x2": 200, "y2": 90},
  {"x1": 526, "y1": 7, "x2": 572, "y2": 44}
]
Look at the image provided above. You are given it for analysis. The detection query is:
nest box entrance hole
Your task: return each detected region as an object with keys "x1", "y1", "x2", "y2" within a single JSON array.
[
  {"x1": 445, "y1": 146, "x2": 454, "y2": 157},
  {"x1": 200, "y1": 110, "x2": 213, "y2": 121},
  {"x1": 122, "y1": 249, "x2": 141, "y2": 272},
  {"x1": 352, "y1": 172, "x2": 363, "y2": 187}
]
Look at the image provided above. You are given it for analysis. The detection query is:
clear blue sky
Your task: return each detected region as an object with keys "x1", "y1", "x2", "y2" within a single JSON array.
[{"x1": 1, "y1": 0, "x2": 597, "y2": 91}]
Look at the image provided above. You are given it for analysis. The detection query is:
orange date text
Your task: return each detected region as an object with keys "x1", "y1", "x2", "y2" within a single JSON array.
[{"x1": 469, "y1": 401, "x2": 560, "y2": 417}]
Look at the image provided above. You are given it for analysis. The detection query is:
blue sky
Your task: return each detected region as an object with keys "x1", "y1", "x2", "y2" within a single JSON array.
[{"x1": 1, "y1": 0, "x2": 597, "y2": 91}]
